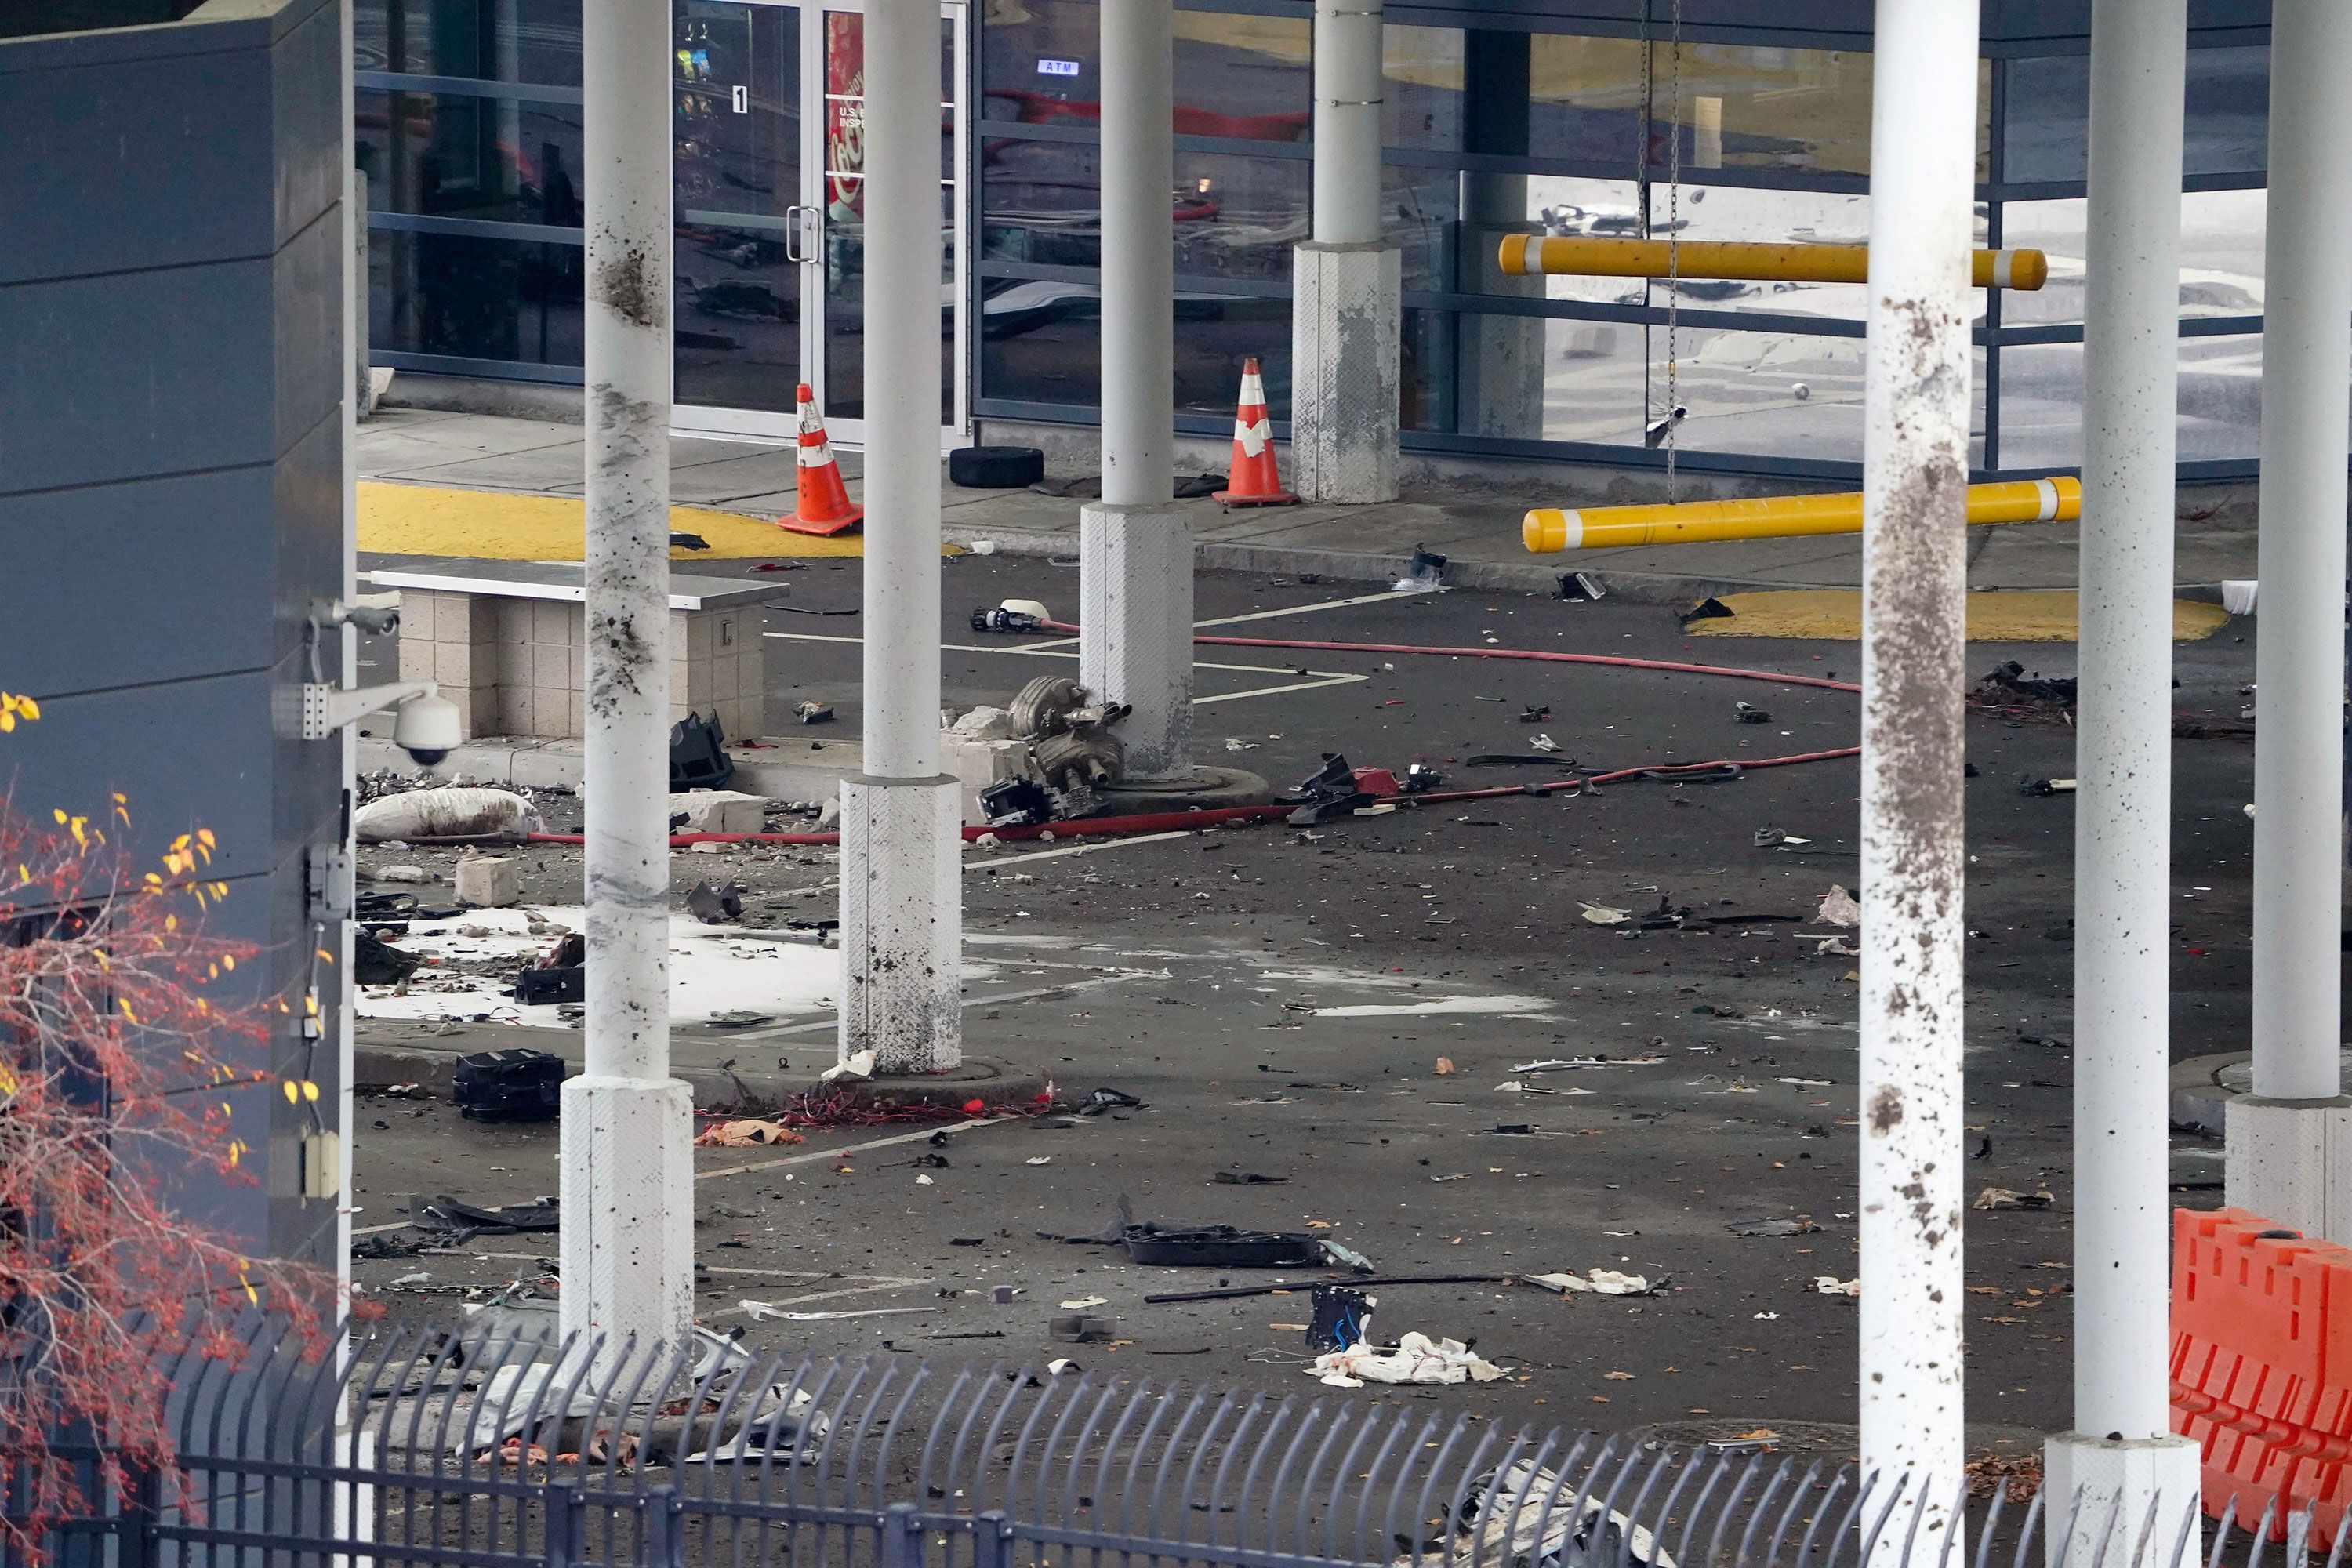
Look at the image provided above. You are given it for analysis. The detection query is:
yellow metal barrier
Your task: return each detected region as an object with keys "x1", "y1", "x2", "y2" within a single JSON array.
[
  {"x1": 1496, "y1": 235, "x2": 2049, "y2": 291},
  {"x1": 1523, "y1": 476, "x2": 2082, "y2": 554}
]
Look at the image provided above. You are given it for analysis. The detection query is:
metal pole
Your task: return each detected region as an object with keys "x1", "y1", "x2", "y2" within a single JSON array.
[
  {"x1": 1098, "y1": 0, "x2": 1172, "y2": 514},
  {"x1": 2227, "y1": 0, "x2": 2352, "y2": 1240},
  {"x1": 1857, "y1": 0, "x2": 1976, "y2": 1534},
  {"x1": 1081, "y1": 0, "x2": 1194, "y2": 781},
  {"x1": 2072, "y1": 0, "x2": 2186, "y2": 1442},
  {"x1": 2250, "y1": 0, "x2": 2352, "y2": 1105},
  {"x1": 1290, "y1": 0, "x2": 1400, "y2": 502},
  {"x1": 839, "y1": 0, "x2": 962, "y2": 1069},
  {"x1": 2045, "y1": 1, "x2": 2203, "y2": 1555},
  {"x1": 562, "y1": 0, "x2": 694, "y2": 1357},
  {"x1": 1311, "y1": 0, "x2": 1382, "y2": 248}
]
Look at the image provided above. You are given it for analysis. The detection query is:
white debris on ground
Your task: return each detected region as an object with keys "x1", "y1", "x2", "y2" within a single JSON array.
[
  {"x1": 1523, "y1": 1269, "x2": 1652, "y2": 1296},
  {"x1": 1310, "y1": 1330, "x2": 1508, "y2": 1388},
  {"x1": 355, "y1": 905, "x2": 1004, "y2": 1025},
  {"x1": 1815, "y1": 1276, "x2": 1861, "y2": 1296},
  {"x1": 354, "y1": 786, "x2": 545, "y2": 843},
  {"x1": 1308, "y1": 995, "x2": 1553, "y2": 1019}
]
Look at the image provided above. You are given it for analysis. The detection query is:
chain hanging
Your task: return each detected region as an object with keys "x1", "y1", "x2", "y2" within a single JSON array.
[{"x1": 1662, "y1": 0, "x2": 1683, "y2": 499}]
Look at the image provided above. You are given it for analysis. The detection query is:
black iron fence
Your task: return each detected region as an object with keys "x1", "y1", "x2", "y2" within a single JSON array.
[{"x1": 16, "y1": 1316, "x2": 2336, "y2": 1568}]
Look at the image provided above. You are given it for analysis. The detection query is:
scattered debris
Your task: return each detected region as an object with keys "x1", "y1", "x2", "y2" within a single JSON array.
[
  {"x1": 453, "y1": 855, "x2": 519, "y2": 908},
  {"x1": 670, "y1": 532, "x2": 710, "y2": 551},
  {"x1": 1075, "y1": 1087, "x2": 1145, "y2": 1116},
  {"x1": 1557, "y1": 572, "x2": 1606, "y2": 602},
  {"x1": 1734, "y1": 702, "x2": 1771, "y2": 724},
  {"x1": 1437, "y1": 1463, "x2": 1677, "y2": 1568},
  {"x1": 1433, "y1": 1057, "x2": 1457, "y2": 1076},
  {"x1": 1726, "y1": 1218, "x2": 1818, "y2": 1238},
  {"x1": 2020, "y1": 775, "x2": 2078, "y2": 797},
  {"x1": 1965, "y1": 1452, "x2": 2043, "y2": 1501},
  {"x1": 1973, "y1": 1186, "x2": 2056, "y2": 1211},
  {"x1": 670, "y1": 711, "x2": 734, "y2": 790},
  {"x1": 1212, "y1": 1171, "x2": 1289, "y2": 1185},
  {"x1": 684, "y1": 879, "x2": 746, "y2": 924},
  {"x1": 1530, "y1": 733, "x2": 1561, "y2": 753},
  {"x1": 1025, "y1": 1156, "x2": 1053, "y2": 1167},
  {"x1": 820, "y1": 1050, "x2": 877, "y2": 1084},
  {"x1": 1816, "y1": 885, "x2": 1862, "y2": 927},
  {"x1": 740, "y1": 1302, "x2": 935, "y2": 1323},
  {"x1": 1049, "y1": 1312, "x2": 1113, "y2": 1343},
  {"x1": 1579, "y1": 902, "x2": 1629, "y2": 925},
  {"x1": 1057, "y1": 1295, "x2": 1109, "y2": 1310},
  {"x1": 1682, "y1": 597, "x2": 1735, "y2": 624},
  {"x1": 794, "y1": 701, "x2": 835, "y2": 725},
  {"x1": 694, "y1": 1119, "x2": 806, "y2": 1149},
  {"x1": 1140, "y1": 1274, "x2": 1505, "y2": 1305},
  {"x1": 354, "y1": 787, "x2": 546, "y2": 845},
  {"x1": 1307, "y1": 1285, "x2": 1377, "y2": 1352},
  {"x1": 1752, "y1": 826, "x2": 1813, "y2": 848},
  {"x1": 452, "y1": 1049, "x2": 564, "y2": 1123},
  {"x1": 355, "y1": 929, "x2": 421, "y2": 985},
  {"x1": 1814, "y1": 1276, "x2": 1861, "y2": 1296},
  {"x1": 1393, "y1": 546, "x2": 1448, "y2": 593},
  {"x1": 1972, "y1": 661, "x2": 2078, "y2": 708},
  {"x1": 1311, "y1": 1330, "x2": 1504, "y2": 1388},
  {"x1": 1523, "y1": 1269, "x2": 1657, "y2": 1297}
]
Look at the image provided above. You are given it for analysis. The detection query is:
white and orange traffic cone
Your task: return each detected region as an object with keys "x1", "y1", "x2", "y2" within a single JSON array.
[
  {"x1": 1213, "y1": 357, "x2": 1298, "y2": 508},
  {"x1": 778, "y1": 383, "x2": 863, "y2": 535}
]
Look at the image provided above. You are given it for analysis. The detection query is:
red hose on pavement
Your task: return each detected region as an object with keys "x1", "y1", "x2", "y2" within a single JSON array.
[
  {"x1": 517, "y1": 623, "x2": 1863, "y2": 850},
  {"x1": 519, "y1": 744, "x2": 1861, "y2": 851},
  {"x1": 1032, "y1": 620, "x2": 1862, "y2": 695}
]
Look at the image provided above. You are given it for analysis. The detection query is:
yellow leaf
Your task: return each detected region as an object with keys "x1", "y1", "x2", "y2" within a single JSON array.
[
  {"x1": 281, "y1": 1080, "x2": 298, "y2": 1103},
  {"x1": 300, "y1": 1080, "x2": 319, "y2": 1102}
]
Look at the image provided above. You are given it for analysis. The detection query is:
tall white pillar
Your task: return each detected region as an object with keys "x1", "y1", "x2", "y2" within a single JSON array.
[
  {"x1": 562, "y1": 0, "x2": 693, "y2": 1358},
  {"x1": 840, "y1": 0, "x2": 961, "y2": 1069},
  {"x1": 1857, "y1": 0, "x2": 1975, "y2": 1538},
  {"x1": 2227, "y1": 0, "x2": 2352, "y2": 1239},
  {"x1": 1079, "y1": 0, "x2": 1193, "y2": 781},
  {"x1": 1289, "y1": 0, "x2": 1399, "y2": 503},
  {"x1": 2045, "y1": 1, "x2": 2203, "y2": 1555}
]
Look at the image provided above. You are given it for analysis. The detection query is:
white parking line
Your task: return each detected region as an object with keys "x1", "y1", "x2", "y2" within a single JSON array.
[{"x1": 762, "y1": 630, "x2": 1366, "y2": 705}]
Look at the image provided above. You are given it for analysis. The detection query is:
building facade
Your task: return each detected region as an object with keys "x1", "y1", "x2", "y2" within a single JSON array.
[{"x1": 358, "y1": 0, "x2": 2273, "y2": 482}]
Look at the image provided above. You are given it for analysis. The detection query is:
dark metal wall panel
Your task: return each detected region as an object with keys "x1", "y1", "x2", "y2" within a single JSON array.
[{"x1": 0, "y1": 0, "x2": 347, "y2": 1273}]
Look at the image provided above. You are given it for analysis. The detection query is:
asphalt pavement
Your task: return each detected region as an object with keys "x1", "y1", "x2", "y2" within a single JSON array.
[{"x1": 348, "y1": 557, "x2": 2268, "y2": 1463}]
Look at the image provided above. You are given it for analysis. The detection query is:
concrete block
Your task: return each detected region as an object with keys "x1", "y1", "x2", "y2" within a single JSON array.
[
  {"x1": 1080, "y1": 502, "x2": 1194, "y2": 780},
  {"x1": 2042, "y1": 1432, "x2": 2201, "y2": 1568},
  {"x1": 670, "y1": 790, "x2": 768, "y2": 834},
  {"x1": 1290, "y1": 240, "x2": 1401, "y2": 505},
  {"x1": 838, "y1": 775, "x2": 963, "y2": 1073},
  {"x1": 2225, "y1": 1094, "x2": 2352, "y2": 1242},
  {"x1": 453, "y1": 855, "x2": 519, "y2": 908},
  {"x1": 942, "y1": 735, "x2": 1031, "y2": 821}
]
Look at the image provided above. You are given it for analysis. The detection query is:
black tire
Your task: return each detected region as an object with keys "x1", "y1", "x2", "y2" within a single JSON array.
[{"x1": 949, "y1": 445, "x2": 1047, "y2": 488}]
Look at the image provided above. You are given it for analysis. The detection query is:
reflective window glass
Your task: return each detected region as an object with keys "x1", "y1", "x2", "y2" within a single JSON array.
[
  {"x1": 983, "y1": 148, "x2": 1305, "y2": 281},
  {"x1": 2003, "y1": 45, "x2": 2267, "y2": 187},
  {"x1": 358, "y1": 89, "x2": 586, "y2": 226},
  {"x1": 354, "y1": 0, "x2": 583, "y2": 87},
  {"x1": 980, "y1": 0, "x2": 1308, "y2": 142},
  {"x1": 980, "y1": 290, "x2": 1290, "y2": 418},
  {"x1": 371, "y1": 229, "x2": 583, "y2": 365}
]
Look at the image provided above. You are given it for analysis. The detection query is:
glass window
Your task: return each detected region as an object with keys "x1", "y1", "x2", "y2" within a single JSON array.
[
  {"x1": 980, "y1": 288, "x2": 1290, "y2": 418},
  {"x1": 358, "y1": 89, "x2": 586, "y2": 227},
  {"x1": 1384, "y1": 24, "x2": 1463, "y2": 151},
  {"x1": 1994, "y1": 339, "x2": 2079, "y2": 468},
  {"x1": 354, "y1": 0, "x2": 583, "y2": 87},
  {"x1": 1648, "y1": 43, "x2": 1881, "y2": 178},
  {"x1": 980, "y1": 1, "x2": 1309, "y2": 142},
  {"x1": 2180, "y1": 187, "x2": 2265, "y2": 318},
  {"x1": 1527, "y1": 31, "x2": 1646, "y2": 165},
  {"x1": 2177, "y1": 334, "x2": 2262, "y2": 463},
  {"x1": 2003, "y1": 45, "x2": 2268, "y2": 187},
  {"x1": 1997, "y1": 189, "x2": 2264, "y2": 329},
  {"x1": 372, "y1": 229, "x2": 582, "y2": 366},
  {"x1": 982, "y1": 147, "x2": 1305, "y2": 281}
]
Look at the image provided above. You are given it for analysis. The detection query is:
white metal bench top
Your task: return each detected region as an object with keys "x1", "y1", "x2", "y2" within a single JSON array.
[{"x1": 365, "y1": 557, "x2": 777, "y2": 612}]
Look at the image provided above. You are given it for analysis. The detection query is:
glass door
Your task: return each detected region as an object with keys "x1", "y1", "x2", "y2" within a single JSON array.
[
  {"x1": 673, "y1": 0, "x2": 967, "y2": 448},
  {"x1": 673, "y1": 0, "x2": 808, "y2": 430}
]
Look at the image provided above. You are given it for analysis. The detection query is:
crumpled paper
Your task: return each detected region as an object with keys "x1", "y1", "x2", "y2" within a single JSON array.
[{"x1": 1309, "y1": 1330, "x2": 1508, "y2": 1388}]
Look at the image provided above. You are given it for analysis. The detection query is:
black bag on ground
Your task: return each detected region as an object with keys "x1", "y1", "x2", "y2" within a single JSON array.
[{"x1": 453, "y1": 1048, "x2": 565, "y2": 1122}]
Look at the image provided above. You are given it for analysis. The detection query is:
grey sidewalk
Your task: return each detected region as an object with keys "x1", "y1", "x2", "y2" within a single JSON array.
[{"x1": 358, "y1": 405, "x2": 2260, "y2": 602}]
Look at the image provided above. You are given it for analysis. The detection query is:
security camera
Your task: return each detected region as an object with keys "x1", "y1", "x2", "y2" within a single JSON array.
[
  {"x1": 390, "y1": 693, "x2": 462, "y2": 766},
  {"x1": 296, "y1": 679, "x2": 461, "y2": 763}
]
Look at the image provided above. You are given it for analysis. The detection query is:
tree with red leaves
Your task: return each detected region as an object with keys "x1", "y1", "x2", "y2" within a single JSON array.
[{"x1": 0, "y1": 689, "x2": 334, "y2": 1558}]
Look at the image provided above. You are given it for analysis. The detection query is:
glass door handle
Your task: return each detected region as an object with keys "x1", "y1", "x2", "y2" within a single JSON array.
[{"x1": 782, "y1": 203, "x2": 816, "y2": 264}]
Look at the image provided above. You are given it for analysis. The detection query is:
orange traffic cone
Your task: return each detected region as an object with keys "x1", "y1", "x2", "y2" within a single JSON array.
[
  {"x1": 778, "y1": 383, "x2": 863, "y2": 536},
  {"x1": 1213, "y1": 357, "x2": 1298, "y2": 507}
]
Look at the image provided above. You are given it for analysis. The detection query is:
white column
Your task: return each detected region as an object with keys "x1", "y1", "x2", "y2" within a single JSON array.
[
  {"x1": 1289, "y1": 0, "x2": 1399, "y2": 503},
  {"x1": 1081, "y1": 0, "x2": 1193, "y2": 780},
  {"x1": 2227, "y1": 0, "x2": 2352, "y2": 1239},
  {"x1": 1857, "y1": 0, "x2": 1975, "y2": 1537},
  {"x1": 840, "y1": 0, "x2": 962, "y2": 1069},
  {"x1": 563, "y1": 0, "x2": 694, "y2": 1359},
  {"x1": 2046, "y1": 0, "x2": 2203, "y2": 1555}
]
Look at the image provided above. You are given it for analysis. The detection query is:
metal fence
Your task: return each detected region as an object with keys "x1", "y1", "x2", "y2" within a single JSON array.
[{"x1": 21, "y1": 1315, "x2": 2338, "y2": 1568}]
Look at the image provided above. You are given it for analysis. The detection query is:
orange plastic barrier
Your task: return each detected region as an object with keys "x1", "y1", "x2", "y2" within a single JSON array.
[{"x1": 2172, "y1": 1208, "x2": 2352, "y2": 1537}]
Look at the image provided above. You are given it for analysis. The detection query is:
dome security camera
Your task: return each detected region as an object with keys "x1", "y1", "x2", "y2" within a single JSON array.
[{"x1": 391, "y1": 692, "x2": 462, "y2": 766}]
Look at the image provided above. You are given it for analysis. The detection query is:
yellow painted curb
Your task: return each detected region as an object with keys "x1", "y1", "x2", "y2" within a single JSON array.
[
  {"x1": 1681, "y1": 589, "x2": 2230, "y2": 644},
  {"x1": 358, "y1": 481, "x2": 927, "y2": 561}
]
